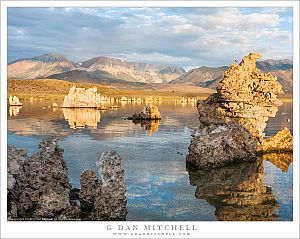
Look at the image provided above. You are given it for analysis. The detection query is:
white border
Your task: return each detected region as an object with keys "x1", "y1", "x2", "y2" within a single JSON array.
[{"x1": 1, "y1": 1, "x2": 299, "y2": 238}]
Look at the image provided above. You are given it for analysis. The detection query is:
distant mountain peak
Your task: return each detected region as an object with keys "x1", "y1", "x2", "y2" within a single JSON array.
[
  {"x1": 261, "y1": 58, "x2": 293, "y2": 64},
  {"x1": 9, "y1": 53, "x2": 70, "y2": 64},
  {"x1": 8, "y1": 53, "x2": 76, "y2": 79},
  {"x1": 256, "y1": 59, "x2": 293, "y2": 71},
  {"x1": 31, "y1": 53, "x2": 69, "y2": 63}
]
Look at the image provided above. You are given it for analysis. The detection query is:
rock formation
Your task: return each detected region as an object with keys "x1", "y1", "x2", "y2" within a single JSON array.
[
  {"x1": 206, "y1": 53, "x2": 283, "y2": 147},
  {"x1": 188, "y1": 159, "x2": 279, "y2": 221},
  {"x1": 62, "y1": 108, "x2": 101, "y2": 129},
  {"x1": 186, "y1": 101, "x2": 257, "y2": 170},
  {"x1": 7, "y1": 137, "x2": 76, "y2": 220},
  {"x1": 262, "y1": 127, "x2": 293, "y2": 153},
  {"x1": 128, "y1": 105, "x2": 161, "y2": 120},
  {"x1": 79, "y1": 151, "x2": 127, "y2": 220},
  {"x1": 9, "y1": 95, "x2": 22, "y2": 106},
  {"x1": 62, "y1": 86, "x2": 105, "y2": 108},
  {"x1": 7, "y1": 137, "x2": 127, "y2": 220},
  {"x1": 187, "y1": 53, "x2": 288, "y2": 170}
]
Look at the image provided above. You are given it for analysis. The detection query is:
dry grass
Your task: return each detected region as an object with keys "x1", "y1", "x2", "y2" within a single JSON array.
[{"x1": 7, "y1": 79, "x2": 214, "y2": 100}]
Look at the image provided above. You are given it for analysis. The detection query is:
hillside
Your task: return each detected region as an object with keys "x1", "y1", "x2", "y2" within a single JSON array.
[
  {"x1": 8, "y1": 54, "x2": 77, "y2": 79},
  {"x1": 256, "y1": 59, "x2": 293, "y2": 71},
  {"x1": 271, "y1": 69, "x2": 293, "y2": 93},
  {"x1": 170, "y1": 66, "x2": 228, "y2": 87},
  {"x1": 47, "y1": 70, "x2": 131, "y2": 84}
]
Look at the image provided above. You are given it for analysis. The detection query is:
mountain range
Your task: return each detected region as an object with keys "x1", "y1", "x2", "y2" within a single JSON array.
[
  {"x1": 172, "y1": 59, "x2": 293, "y2": 93},
  {"x1": 8, "y1": 54, "x2": 185, "y2": 84},
  {"x1": 8, "y1": 54, "x2": 293, "y2": 93}
]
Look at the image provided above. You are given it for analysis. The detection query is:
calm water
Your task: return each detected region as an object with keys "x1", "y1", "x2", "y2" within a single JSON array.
[{"x1": 7, "y1": 99, "x2": 293, "y2": 221}]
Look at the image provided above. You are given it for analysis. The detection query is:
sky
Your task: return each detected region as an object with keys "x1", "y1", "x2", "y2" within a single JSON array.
[{"x1": 7, "y1": 7, "x2": 293, "y2": 69}]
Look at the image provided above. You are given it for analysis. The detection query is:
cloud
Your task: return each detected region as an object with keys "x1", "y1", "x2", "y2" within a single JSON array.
[
  {"x1": 8, "y1": 26, "x2": 27, "y2": 39},
  {"x1": 117, "y1": 53, "x2": 192, "y2": 65},
  {"x1": 7, "y1": 7, "x2": 293, "y2": 67}
]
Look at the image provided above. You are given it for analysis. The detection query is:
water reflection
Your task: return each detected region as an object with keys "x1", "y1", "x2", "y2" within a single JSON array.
[
  {"x1": 132, "y1": 120, "x2": 160, "y2": 136},
  {"x1": 7, "y1": 100, "x2": 293, "y2": 221},
  {"x1": 188, "y1": 160, "x2": 279, "y2": 221},
  {"x1": 263, "y1": 153, "x2": 293, "y2": 173},
  {"x1": 62, "y1": 108, "x2": 101, "y2": 129},
  {"x1": 9, "y1": 106, "x2": 22, "y2": 117}
]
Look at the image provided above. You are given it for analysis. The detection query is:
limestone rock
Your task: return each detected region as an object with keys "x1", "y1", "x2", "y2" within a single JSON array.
[
  {"x1": 7, "y1": 147, "x2": 28, "y2": 192},
  {"x1": 128, "y1": 105, "x2": 161, "y2": 120},
  {"x1": 187, "y1": 53, "x2": 290, "y2": 170},
  {"x1": 7, "y1": 137, "x2": 74, "y2": 220},
  {"x1": 9, "y1": 95, "x2": 22, "y2": 106},
  {"x1": 52, "y1": 103, "x2": 59, "y2": 107},
  {"x1": 262, "y1": 128, "x2": 293, "y2": 153},
  {"x1": 95, "y1": 151, "x2": 127, "y2": 220},
  {"x1": 79, "y1": 170, "x2": 102, "y2": 212},
  {"x1": 188, "y1": 159, "x2": 279, "y2": 221},
  {"x1": 187, "y1": 102, "x2": 257, "y2": 170},
  {"x1": 62, "y1": 86, "x2": 103, "y2": 108},
  {"x1": 207, "y1": 52, "x2": 284, "y2": 147},
  {"x1": 7, "y1": 138, "x2": 127, "y2": 221},
  {"x1": 79, "y1": 151, "x2": 127, "y2": 220}
]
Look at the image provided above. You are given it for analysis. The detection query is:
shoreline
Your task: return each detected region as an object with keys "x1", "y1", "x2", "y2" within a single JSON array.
[{"x1": 7, "y1": 79, "x2": 292, "y2": 102}]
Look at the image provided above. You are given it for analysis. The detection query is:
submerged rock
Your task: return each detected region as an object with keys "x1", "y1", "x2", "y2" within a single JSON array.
[
  {"x1": 9, "y1": 95, "x2": 22, "y2": 106},
  {"x1": 62, "y1": 86, "x2": 104, "y2": 108},
  {"x1": 128, "y1": 105, "x2": 161, "y2": 120},
  {"x1": 188, "y1": 159, "x2": 279, "y2": 221},
  {"x1": 7, "y1": 138, "x2": 127, "y2": 221},
  {"x1": 187, "y1": 53, "x2": 290, "y2": 170}
]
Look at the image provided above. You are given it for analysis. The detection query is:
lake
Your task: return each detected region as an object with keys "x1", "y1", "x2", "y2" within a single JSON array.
[{"x1": 7, "y1": 99, "x2": 293, "y2": 221}]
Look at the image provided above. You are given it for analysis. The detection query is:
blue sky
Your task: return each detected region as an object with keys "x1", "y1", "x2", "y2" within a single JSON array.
[{"x1": 8, "y1": 7, "x2": 293, "y2": 69}]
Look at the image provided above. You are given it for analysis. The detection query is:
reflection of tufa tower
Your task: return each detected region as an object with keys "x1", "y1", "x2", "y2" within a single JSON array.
[
  {"x1": 9, "y1": 106, "x2": 22, "y2": 117},
  {"x1": 62, "y1": 108, "x2": 101, "y2": 129},
  {"x1": 188, "y1": 159, "x2": 279, "y2": 221},
  {"x1": 263, "y1": 153, "x2": 293, "y2": 173}
]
